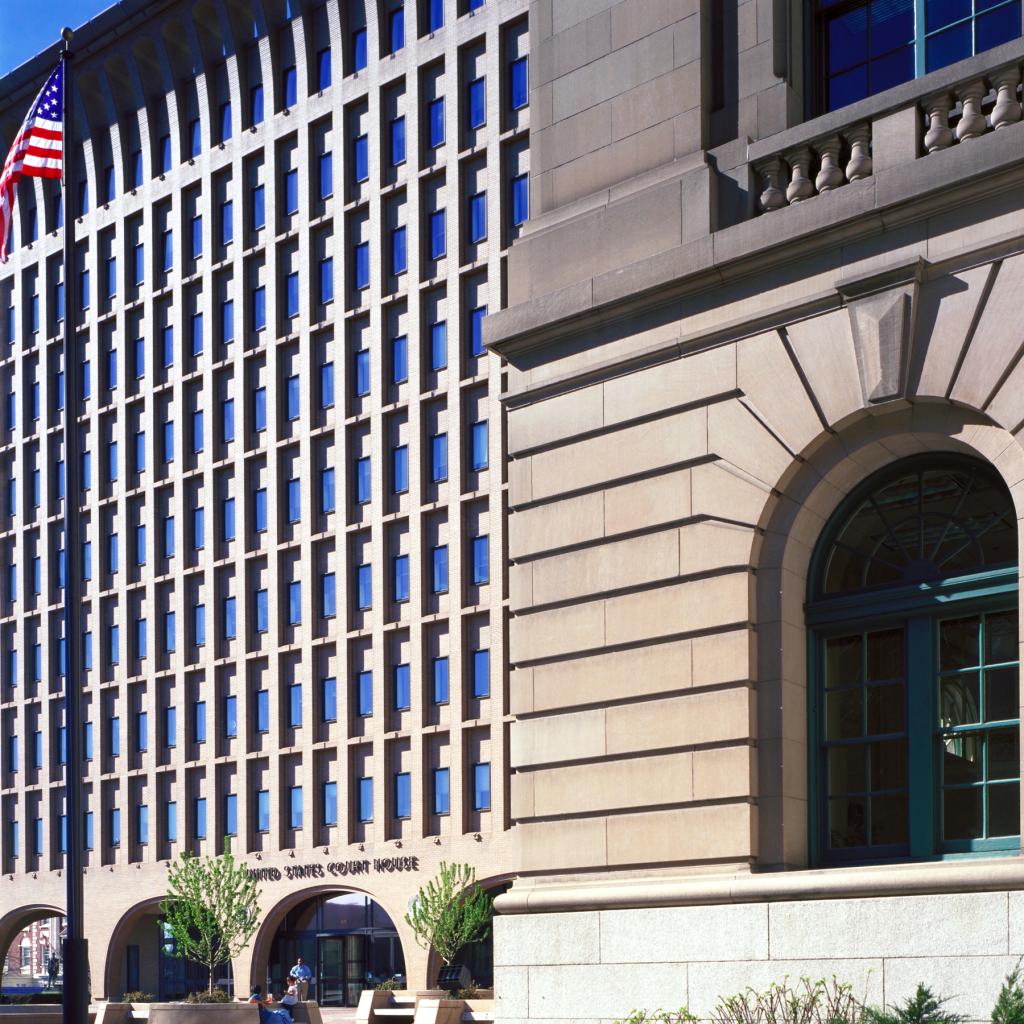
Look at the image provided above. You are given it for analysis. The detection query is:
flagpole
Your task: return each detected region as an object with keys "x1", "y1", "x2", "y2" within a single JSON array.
[{"x1": 58, "y1": 25, "x2": 89, "y2": 1024}]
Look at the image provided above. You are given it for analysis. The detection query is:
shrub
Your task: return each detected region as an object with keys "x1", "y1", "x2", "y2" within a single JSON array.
[
  {"x1": 993, "y1": 963, "x2": 1024, "y2": 1024},
  {"x1": 865, "y1": 985, "x2": 964, "y2": 1024},
  {"x1": 616, "y1": 1011, "x2": 698, "y2": 1024},
  {"x1": 123, "y1": 992, "x2": 157, "y2": 1004},
  {"x1": 375, "y1": 979, "x2": 403, "y2": 992},
  {"x1": 185, "y1": 990, "x2": 232, "y2": 1003},
  {"x1": 711, "y1": 977, "x2": 864, "y2": 1024}
]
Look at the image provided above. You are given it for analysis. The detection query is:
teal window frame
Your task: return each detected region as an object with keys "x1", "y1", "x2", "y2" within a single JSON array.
[{"x1": 806, "y1": 454, "x2": 1020, "y2": 865}]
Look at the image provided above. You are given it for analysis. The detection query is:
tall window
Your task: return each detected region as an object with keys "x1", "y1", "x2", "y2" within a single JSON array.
[
  {"x1": 814, "y1": 0, "x2": 1023, "y2": 114},
  {"x1": 810, "y1": 455, "x2": 1019, "y2": 863}
]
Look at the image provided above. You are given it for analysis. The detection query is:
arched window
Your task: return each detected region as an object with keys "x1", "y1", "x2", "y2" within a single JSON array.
[{"x1": 808, "y1": 455, "x2": 1019, "y2": 863}]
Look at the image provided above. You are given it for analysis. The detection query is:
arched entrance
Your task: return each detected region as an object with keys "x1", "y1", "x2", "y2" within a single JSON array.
[
  {"x1": 251, "y1": 888, "x2": 407, "y2": 1008},
  {"x1": 104, "y1": 897, "x2": 234, "y2": 1000},
  {"x1": 0, "y1": 906, "x2": 64, "y2": 998}
]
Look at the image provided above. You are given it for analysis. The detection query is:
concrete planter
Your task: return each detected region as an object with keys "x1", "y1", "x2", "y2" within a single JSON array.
[{"x1": 148, "y1": 1004, "x2": 258, "y2": 1024}]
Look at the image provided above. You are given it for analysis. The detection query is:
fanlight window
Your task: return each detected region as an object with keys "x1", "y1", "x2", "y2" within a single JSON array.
[
  {"x1": 820, "y1": 462, "x2": 1016, "y2": 595},
  {"x1": 809, "y1": 456, "x2": 1020, "y2": 863}
]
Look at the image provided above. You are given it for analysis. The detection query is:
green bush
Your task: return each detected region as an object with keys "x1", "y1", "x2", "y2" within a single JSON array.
[
  {"x1": 123, "y1": 992, "x2": 157, "y2": 1004},
  {"x1": 185, "y1": 989, "x2": 232, "y2": 1004},
  {"x1": 865, "y1": 985, "x2": 964, "y2": 1024},
  {"x1": 616, "y1": 1010, "x2": 697, "y2": 1024},
  {"x1": 710, "y1": 977, "x2": 864, "y2": 1024},
  {"x1": 993, "y1": 963, "x2": 1024, "y2": 1024},
  {"x1": 375, "y1": 978, "x2": 403, "y2": 991}
]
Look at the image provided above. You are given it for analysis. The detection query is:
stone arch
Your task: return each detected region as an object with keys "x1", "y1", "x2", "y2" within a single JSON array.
[
  {"x1": 749, "y1": 398, "x2": 1024, "y2": 869},
  {"x1": 243, "y1": 882, "x2": 421, "y2": 998},
  {"x1": 0, "y1": 903, "x2": 64, "y2": 986},
  {"x1": 102, "y1": 895, "x2": 166, "y2": 1000}
]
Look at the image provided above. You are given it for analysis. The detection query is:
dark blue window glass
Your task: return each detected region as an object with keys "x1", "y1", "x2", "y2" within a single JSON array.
[
  {"x1": 472, "y1": 648, "x2": 490, "y2": 698},
  {"x1": 358, "y1": 777, "x2": 373, "y2": 822},
  {"x1": 390, "y1": 116, "x2": 406, "y2": 165},
  {"x1": 286, "y1": 271, "x2": 300, "y2": 318},
  {"x1": 224, "y1": 596, "x2": 237, "y2": 639},
  {"x1": 289, "y1": 785, "x2": 302, "y2": 829},
  {"x1": 193, "y1": 506, "x2": 204, "y2": 549},
  {"x1": 470, "y1": 305, "x2": 487, "y2": 357},
  {"x1": 428, "y1": 0, "x2": 444, "y2": 31},
  {"x1": 322, "y1": 572, "x2": 336, "y2": 617},
  {"x1": 428, "y1": 97, "x2": 445, "y2": 147},
  {"x1": 473, "y1": 762, "x2": 491, "y2": 811},
  {"x1": 468, "y1": 77, "x2": 486, "y2": 128},
  {"x1": 357, "y1": 564, "x2": 372, "y2": 609},
  {"x1": 284, "y1": 168, "x2": 299, "y2": 214},
  {"x1": 356, "y1": 456, "x2": 371, "y2": 504},
  {"x1": 191, "y1": 215, "x2": 202, "y2": 259},
  {"x1": 191, "y1": 312, "x2": 203, "y2": 355},
  {"x1": 469, "y1": 192, "x2": 487, "y2": 242},
  {"x1": 253, "y1": 285, "x2": 267, "y2": 329},
  {"x1": 257, "y1": 790, "x2": 270, "y2": 832},
  {"x1": 225, "y1": 695, "x2": 238, "y2": 738},
  {"x1": 353, "y1": 28, "x2": 367, "y2": 72},
  {"x1": 351, "y1": 670, "x2": 371, "y2": 717},
  {"x1": 354, "y1": 242, "x2": 370, "y2": 290},
  {"x1": 225, "y1": 794, "x2": 237, "y2": 835},
  {"x1": 322, "y1": 676, "x2": 337, "y2": 722},
  {"x1": 192, "y1": 410, "x2": 204, "y2": 452},
  {"x1": 220, "y1": 102, "x2": 232, "y2": 142},
  {"x1": 252, "y1": 185, "x2": 265, "y2": 230},
  {"x1": 512, "y1": 173, "x2": 529, "y2": 226},
  {"x1": 134, "y1": 337, "x2": 145, "y2": 378},
  {"x1": 255, "y1": 489, "x2": 268, "y2": 532},
  {"x1": 323, "y1": 782, "x2": 337, "y2": 826},
  {"x1": 510, "y1": 56, "x2": 529, "y2": 109},
  {"x1": 287, "y1": 477, "x2": 301, "y2": 523},
  {"x1": 222, "y1": 496, "x2": 236, "y2": 539},
  {"x1": 470, "y1": 420, "x2": 489, "y2": 470},
  {"x1": 321, "y1": 361, "x2": 334, "y2": 407},
  {"x1": 164, "y1": 516, "x2": 175, "y2": 557},
  {"x1": 394, "y1": 663, "x2": 410, "y2": 710},
  {"x1": 288, "y1": 581, "x2": 302, "y2": 625},
  {"x1": 432, "y1": 545, "x2": 448, "y2": 593},
  {"x1": 319, "y1": 152, "x2": 333, "y2": 199},
  {"x1": 471, "y1": 535, "x2": 489, "y2": 584},
  {"x1": 430, "y1": 210, "x2": 446, "y2": 259},
  {"x1": 189, "y1": 119, "x2": 201, "y2": 157},
  {"x1": 287, "y1": 374, "x2": 300, "y2": 420},
  {"x1": 221, "y1": 199, "x2": 233, "y2": 245},
  {"x1": 283, "y1": 65, "x2": 297, "y2": 107},
  {"x1": 392, "y1": 226, "x2": 407, "y2": 275},
  {"x1": 433, "y1": 657, "x2": 449, "y2": 704},
  {"x1": 160, "y1": 134, "x2": 172, "y2": 172},
  {"x1": 318, "y1": 48, "x2": 332, "y2": 90},
  {"x1": 354, "y1": 135, "x2": 369, "y2": 182},
  {"x1": 389, "y1": 8, "x2": 405, "y2": 52},
  {"x1": 355, "y1": 349, "x2": 370, "y2": 396},
  {"x1": 162, "y1": 325, "x2": 173, "y2": 367},
  {"x1": 222, "y1": 299, "x2": 234, "y2": 343},
  {"x1": 256, "y1": 688, "x2": 269, "y2": 732},
  {"x1": 430, "y1": 321, "x2": 447, "y2": 370},
  {"x1": 194, "y1": 604, "x2": 206, "y2": 646},
  {"x1": 395, "y1": 772, "x2": 411, "y2": 819},
  {"x1": 289, "y1": 683, "x2": 302, "y2": 727},
  {"x1": 432, "y1": 433, "x2": 448, "y2": 482},
  {"x1": 131, "y1": 150, "x2": 144, "y2": 187},
  {"x1": 250, "y1": 84, "x2": 264, "y2": 126},
  {"x1": 195, "y1": 701, "x2": 206, "y2": 743},
  {"x1": 392, "y1": 335, "x2": 408, "y2": 383},
  {"x1": 393, "y1": 554, "x2": 410, "y2": 602},
  {"x1": 254, "y1": 387, "x2": 267, "y2": 430},
  {"x1": 322, "y1": 467, "x2": 336, "y2": 513}
]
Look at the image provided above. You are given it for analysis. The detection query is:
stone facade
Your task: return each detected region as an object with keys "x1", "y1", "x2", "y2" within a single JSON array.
[
  {"x1": 487, "y1": 2, "x2": 1024, "y2": 1021},
  {"x1": 0, "y1": 0, "x2": 525, "y2": 1001}
]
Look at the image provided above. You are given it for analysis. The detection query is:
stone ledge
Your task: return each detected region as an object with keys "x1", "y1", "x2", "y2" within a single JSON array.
[{"x1": 494, "y1": 856, "x2": 1024, "y2": 914}]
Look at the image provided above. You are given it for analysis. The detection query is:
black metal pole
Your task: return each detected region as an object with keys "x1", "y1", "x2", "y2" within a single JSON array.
[{"x1": 59, "y1": 26, "x2": 89, "y2": 1024}]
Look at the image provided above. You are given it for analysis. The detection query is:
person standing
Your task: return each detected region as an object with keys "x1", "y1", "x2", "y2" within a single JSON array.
[{"x1": 287, "y1": 958, "x2": 312, "y2": 1001}]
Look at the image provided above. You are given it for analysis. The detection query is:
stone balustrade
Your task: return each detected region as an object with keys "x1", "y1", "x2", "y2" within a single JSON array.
[
  {"x1": 921, "y1": 61, "x2": 1023, "y2": 152},
  {"x1": 755, "y1": 123, "x2": 872, "y2": 213},
  {"x1": 754, "y1": 54, "x2": 1024, "y2": 215}
]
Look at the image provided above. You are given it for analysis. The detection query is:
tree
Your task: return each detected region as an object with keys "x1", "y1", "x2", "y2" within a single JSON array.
[
  {"x1": 159, "y1": 842, "x2": 261, "y2": 995},
  {"x1": 404, "y1": 861, "x2": 493, "y2": 972}
]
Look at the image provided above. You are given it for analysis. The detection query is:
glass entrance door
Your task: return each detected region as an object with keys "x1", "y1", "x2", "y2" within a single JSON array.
[{"x1": 318, "y1": 936, "x2": 367, "y2": 1008}]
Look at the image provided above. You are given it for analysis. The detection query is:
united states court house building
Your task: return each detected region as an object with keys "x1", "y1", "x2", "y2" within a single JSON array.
[{"x1": 4, "y1": 0, "x2": 1024, "y2": 1019}]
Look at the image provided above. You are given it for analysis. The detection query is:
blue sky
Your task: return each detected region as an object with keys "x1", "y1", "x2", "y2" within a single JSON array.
[{"x1": 1, "y1": 1, "x2": 110, "y2": 80}]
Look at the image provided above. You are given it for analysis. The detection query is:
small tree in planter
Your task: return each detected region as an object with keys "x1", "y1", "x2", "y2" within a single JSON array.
[
  {"x1": 159, "y1": 842, "x2": 261, "y2": 996},
  {"x1": 404, "y1": 862, "x2": 493, "y2": 983}
]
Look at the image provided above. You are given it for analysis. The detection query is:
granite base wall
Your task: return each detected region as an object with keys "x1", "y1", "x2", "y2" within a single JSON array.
[{"x1": 494, "y1": 890, "x2": 1024, "y2": 1022}]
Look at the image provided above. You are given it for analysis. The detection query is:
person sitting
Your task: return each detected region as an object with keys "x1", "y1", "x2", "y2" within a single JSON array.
[
  {"x1": 248, "y1": 985, "x2": 293, "y2": 1024},
  {"x1": 280, "y1": 985, "x2": 299, "y2": 1009}
]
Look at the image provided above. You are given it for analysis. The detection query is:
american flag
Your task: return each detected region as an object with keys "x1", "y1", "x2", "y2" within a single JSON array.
[{"x1": 0, "y1": 63, "x2": 64, "y2": 264}]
